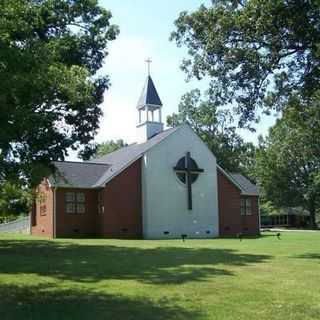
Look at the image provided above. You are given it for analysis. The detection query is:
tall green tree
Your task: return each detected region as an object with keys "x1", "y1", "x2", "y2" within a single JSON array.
[
  {"x1": 256, "y1": 92, "x2": 320, "y2": 228},
  {"x1": 171, "y1": 0, "x2": 320, "y2": 127},
  {"x1": 0, "y1": 0, "x2": 118, "y2": 186},
  {"x1": 93, "y1": 139, "x2": 128, "y2": 158},
  {"x1": 167, "y1": 89, "x2": 256, "y2": 176}
]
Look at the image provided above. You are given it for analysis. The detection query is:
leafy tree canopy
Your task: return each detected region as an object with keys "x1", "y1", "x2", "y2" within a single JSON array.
[
  {"x1": 171, "y1": 0, "x2": 320, "y2": 127},
  {"x1": 167, "y1": 89, "x2": 256, "y2": 176},
  {"x1": 93, "y1": 139, "x2": 128, "y2": 158},
  {"x1": 256, "y1": 92, "x2": 320, "y2": 228},
  {"x1": 0, "y1": 0, "x2": 119, "y2": 186},
  {"x1": 0, "y1": 182, "x2": 31, "y2": 222}
]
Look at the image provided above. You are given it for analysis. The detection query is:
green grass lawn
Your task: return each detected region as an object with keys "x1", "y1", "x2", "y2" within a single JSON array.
[{"x1": 0, "y1": 232, "x2": 320, "y2": 320}]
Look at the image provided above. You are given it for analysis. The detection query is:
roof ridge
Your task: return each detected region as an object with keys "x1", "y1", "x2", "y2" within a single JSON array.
[
  {"x1": 90, "y1": 126, "x2": 178, "y2": 162},
  {"x1": 53, "y1": 160, "x2": 110, "y2": 166},
  {"x1": 88, "y1": 142, "x2": 139, "y2": 162}
]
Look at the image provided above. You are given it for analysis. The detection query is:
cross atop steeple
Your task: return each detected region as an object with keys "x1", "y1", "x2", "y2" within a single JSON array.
[{"x1": 145, "y1": 58, "x2": 152, "y2": 76}]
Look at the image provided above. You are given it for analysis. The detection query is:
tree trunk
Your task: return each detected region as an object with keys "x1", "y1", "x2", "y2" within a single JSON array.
[{"x1": 308, "y1": 201, "x2": 317, "y2": 229}]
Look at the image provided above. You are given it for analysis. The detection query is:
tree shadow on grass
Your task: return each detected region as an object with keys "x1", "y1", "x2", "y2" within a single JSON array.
[
  {"x1": 293, "y1": 253, "x2": 320, "y2": 261},
  {"x1": 0, "y1": 239, "x2": 271, "y2": 285},
  {"x1": 0, "y1": 283, "x2": 203, "y2": 320}
]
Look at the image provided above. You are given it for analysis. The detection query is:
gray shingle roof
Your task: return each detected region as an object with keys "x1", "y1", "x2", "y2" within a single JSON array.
[
  {"x1": 50, "y1": 161, "x2": 110, "y2": 188},
  {"x1": 90, "y1": 126, "x2": 180, "y2": 187},
  {"x1": 229, "y1": 173, "x2": 259, "y2": 196},
  {"x1": 137, "y1": 76, "x2": 162, "y2": 109},
  {"x1": 50, "y1": 126, "x2": 181, "y2": 188},
  {"x1": 49, "y1": 124, "x2": 256, "y2": 194}
]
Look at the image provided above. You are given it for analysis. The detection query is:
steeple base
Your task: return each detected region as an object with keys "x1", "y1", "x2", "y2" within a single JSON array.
[{"x1": 136, "y1": 121, "x2": 164, "y2": 143}]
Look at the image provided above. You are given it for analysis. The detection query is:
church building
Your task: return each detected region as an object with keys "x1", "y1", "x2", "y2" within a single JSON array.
[{"x1": 31, "y1": 74, "x2": 260, "y2": 239}]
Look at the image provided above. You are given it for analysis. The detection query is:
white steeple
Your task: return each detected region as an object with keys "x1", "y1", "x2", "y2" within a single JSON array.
[{"x1": 136, "y1": 60, "x2": 163, "y2": 143}]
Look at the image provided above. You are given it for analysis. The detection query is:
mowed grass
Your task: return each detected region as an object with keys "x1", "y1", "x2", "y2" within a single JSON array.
[{"x1": 0, "y1": 232, "x2": 320, "y2": 320}]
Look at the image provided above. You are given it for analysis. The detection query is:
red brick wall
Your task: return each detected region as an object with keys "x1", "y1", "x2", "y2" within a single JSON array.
[
  {"x1": 55, "y1": 188, "x2": 99, "y2": 237},
  {"x1": 98, "y1": 159, "x2": 142, "y2": 238},
  {"x1": 217, "y1": 170, "x2": 259, "y2": 236},
  {"x1": 217, "y1": 170, "x2": 242, "y2": 236},
  {"x1": 31, "y1": 179, "x2": 54, "y2": 237}
]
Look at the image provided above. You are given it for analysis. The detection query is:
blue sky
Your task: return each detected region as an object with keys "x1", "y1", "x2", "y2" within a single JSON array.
[{"x1": 90, "y1": 1, "x2": 277, "y2": 147}]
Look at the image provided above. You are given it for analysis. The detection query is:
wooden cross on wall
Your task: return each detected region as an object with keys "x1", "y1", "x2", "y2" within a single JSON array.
[{"x1": 174, "y1": 152, "x2": 204, "y2": 210}]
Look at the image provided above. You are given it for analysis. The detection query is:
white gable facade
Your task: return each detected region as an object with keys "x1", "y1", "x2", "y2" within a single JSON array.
[{"x1": 141, "y1": 124, "x2": 219, "y2": 239}]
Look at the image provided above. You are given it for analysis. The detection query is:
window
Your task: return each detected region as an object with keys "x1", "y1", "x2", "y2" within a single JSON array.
[
  {"x1": 98, "y1": 191, "x2": 104, "y2": 214},
  {"x1": 65, "y1": 192, "x2": 85, "y2": 214},
  {"x1": 174, "y1": 156, "x2": 202, "y2": 184},
  {"x1": 241, "y1": 198, "x2": 252, "y2": 215}
]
